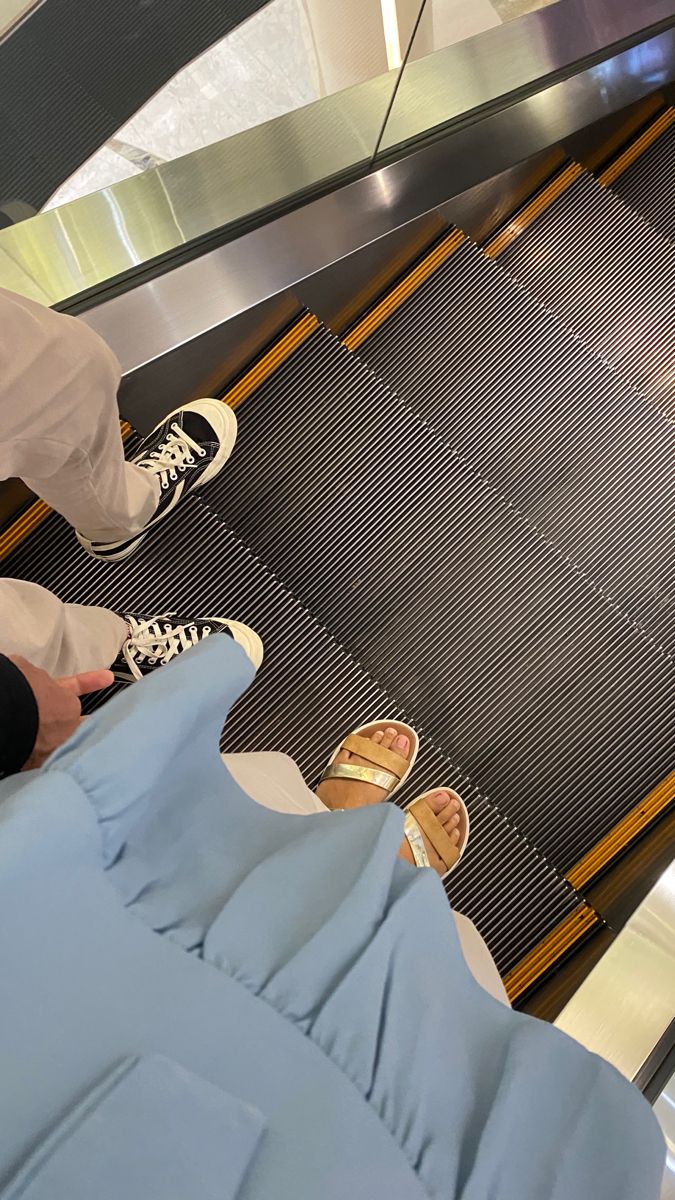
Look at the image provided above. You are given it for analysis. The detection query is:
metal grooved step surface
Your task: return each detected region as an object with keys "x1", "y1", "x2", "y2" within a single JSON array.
[
  {"x1": 609, "y1": 124, "x2": 675, "y2": 244},
  {"x1": 497, "y1": 170, "x2": 675, "y2": 418},
  {"x1": 355, "y1": 240, "x2": 675, "y2": 655},
  {"x1": 186, "y1": 326, "x2": 675, "y2": 874},
  {"x1": 2, "y1": 497, "x2": 579, "y2": 976}
]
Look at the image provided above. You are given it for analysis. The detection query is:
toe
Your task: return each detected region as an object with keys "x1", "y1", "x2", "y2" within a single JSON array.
[
  {"x1": 379, "y1": 726, "x2": 399, "y2": 751},
  {"x1": 440, "y1": 801, "x2": 461, "y2": 830},
  {"x1": 427, "y1": 789, "x2": 454, "y2": 815},
  {"x1": 394, "y1": 732, "x2": 410, "y2": 758},
  {"x1": 425, "y1": 791, "x2": 464, "y2": 845}
]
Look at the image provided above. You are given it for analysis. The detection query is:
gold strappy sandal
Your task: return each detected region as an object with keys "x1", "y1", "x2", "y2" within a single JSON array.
[
  {"x1": 404, "y1": 790, "x2": 470, "y2": 879},
  {"x1": 322, "y1": 720, "x2": 419, "y2": 798}
]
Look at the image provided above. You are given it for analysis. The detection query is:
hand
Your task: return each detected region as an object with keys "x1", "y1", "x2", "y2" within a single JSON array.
[{"x1": 9, "y1": 656, "x2": 114, "y2": 770}]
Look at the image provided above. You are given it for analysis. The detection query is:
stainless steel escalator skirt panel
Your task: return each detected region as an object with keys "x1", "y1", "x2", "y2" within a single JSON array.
[
  {"x1": 497, "y1": 169, "x2": 675, "y2": 416},
  {"x1": 1, "y1": 468, "x2": 581, "y2": 977},
  {"x1": 0, "y1": 3, "x2": 673, "y2": 328},
  {"x1": 74, "y1": 24, "x2": 675, "y2": 408},
  {"x1": 556, "y1": 859, "x2": 675, "y2": 1083},
  {"x1": 610, "y1": 122, "x2": 675, "y2": 244}
]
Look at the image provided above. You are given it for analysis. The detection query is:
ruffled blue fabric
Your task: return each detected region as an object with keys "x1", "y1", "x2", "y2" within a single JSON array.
[{"x1": 7, "y1": 637, "x2": 665, "y2": 1198}]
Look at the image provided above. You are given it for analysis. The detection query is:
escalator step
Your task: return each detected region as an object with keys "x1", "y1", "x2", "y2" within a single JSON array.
[
  {"x1": 495, "y1": 170, "x2": 675, "y2": 418},
  {"x1": 609, "y1": 123, "x2": 675, "y2": 245},
  {"x1": 193, "y1": 324, "x2": 675, "y2": 875},
  {"x1": 354, "y1": 239, "x2": 675, "y2": 655},
  {"x1": 2, "y1": 494, "x2": 579, "y2": 975}
]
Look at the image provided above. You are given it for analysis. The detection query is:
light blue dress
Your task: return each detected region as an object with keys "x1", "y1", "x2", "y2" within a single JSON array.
[{"x1": 0, "y1": 637, "x2": 664, "y2": 1199}]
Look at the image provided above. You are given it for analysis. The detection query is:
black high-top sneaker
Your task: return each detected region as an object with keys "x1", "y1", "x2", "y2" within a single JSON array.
[
  {"x1": 77, "y1": 399, "x2": 236, "y2": 561},
  {"x1": 111, "y1": 613, "x2": 263, "y2": 681}
]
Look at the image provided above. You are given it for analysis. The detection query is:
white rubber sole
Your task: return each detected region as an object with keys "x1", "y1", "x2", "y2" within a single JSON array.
[
  {"x1": 219, "y1": 619, "x2": 264, "y2": 671},
  {"x1": 75, "y1": 530, "x2": 147, "y2": 562},
  {"x1": 406, "y1": 788, "x2": 470, "y2": 879},
  {"x1": 325, "y1": 719, "x2": 419, "y2": 798}
]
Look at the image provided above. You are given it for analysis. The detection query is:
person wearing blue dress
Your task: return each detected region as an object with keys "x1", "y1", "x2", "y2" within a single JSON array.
[{"x1": 0, "y1": 634, "x2": 665, "y2": 1199}]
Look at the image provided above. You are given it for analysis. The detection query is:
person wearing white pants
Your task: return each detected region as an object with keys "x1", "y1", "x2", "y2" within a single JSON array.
[
  {"x1": 0, "y1": 286, "x2": 507, "y2": 1006},
  {"x1": 0, "y1": 285, "x2": 261, "y2": 679}
]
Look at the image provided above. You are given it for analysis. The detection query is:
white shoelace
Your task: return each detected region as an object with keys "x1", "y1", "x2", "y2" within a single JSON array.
[
  {"x1": 135, "y1": 423, "x2": 207, "y2": 490},
  {"x1": 122, "y1": 614, "x2": 214, "y2": 679}
]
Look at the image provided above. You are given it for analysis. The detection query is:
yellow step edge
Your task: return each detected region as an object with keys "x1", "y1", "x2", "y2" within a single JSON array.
[
  {"x1": 599, "y1": 106, "x2": 675, "y2": 186},
  {"x1": 222, "y1": 312, "x2": 319, "y2": 410},
  {"x1": 484, "y1": 162, "x2": 583, "y2": 259},
  {"x1": 504, "y1": 904, "x2": 600, "y2": 1003},
  {"x1": 343, "y1": 229, "x2": 465, "y2": 351},
  {"x1": 0, "y1": 316, "x2": 316, "y2": 563},
  {"x1": 567, "y1": 770, "x2": 675, "y2": 890},
  {"x1": 0, "y1": 499, "x2": 52, "y2": 560},
  {"x1": 0, "y1": 422, "x2": 134, "y2": 561}
]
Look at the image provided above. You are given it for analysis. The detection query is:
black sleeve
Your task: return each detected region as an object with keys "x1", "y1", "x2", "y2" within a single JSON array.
[{"x1": 0, "y1": 654, "x2": 39, "y2": 778}]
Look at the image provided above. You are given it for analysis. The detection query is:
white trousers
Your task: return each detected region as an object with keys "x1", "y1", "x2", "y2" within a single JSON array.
[
  {"x1": 223, "y1": 751, "x2": 510, "y2": 1007},
  {"x1": 0, "y1": 287, "x2": 159, "y2": 674}
]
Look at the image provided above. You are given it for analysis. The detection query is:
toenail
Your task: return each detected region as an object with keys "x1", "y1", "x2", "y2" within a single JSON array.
[
  {"x1": 385, "y1": 727, "x2": 397, "y2": 737},
  {"x1": 395, "y1": 734, "x2": 409, "y2": 751}
]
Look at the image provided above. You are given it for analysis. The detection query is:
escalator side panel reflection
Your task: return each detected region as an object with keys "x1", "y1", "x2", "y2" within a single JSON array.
[{"x1": 0, "y1": 0, "x2": 273, "y2": 209}]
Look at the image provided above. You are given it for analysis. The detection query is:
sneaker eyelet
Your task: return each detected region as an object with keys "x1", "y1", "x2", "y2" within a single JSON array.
[
  {"x1": 161, "y1": 481, "x2": 169, "y2": 490},
  {"x1": 198, "y1": 448, "x2": 207, "y2": 457}
]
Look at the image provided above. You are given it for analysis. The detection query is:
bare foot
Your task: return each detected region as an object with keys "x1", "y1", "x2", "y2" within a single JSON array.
[
  {"x1": 317, "y1": 725, "x2": 412, "y2": 811},
  {"x1": 317, "y1": 726, "x2": 463, "y2": 877}
]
